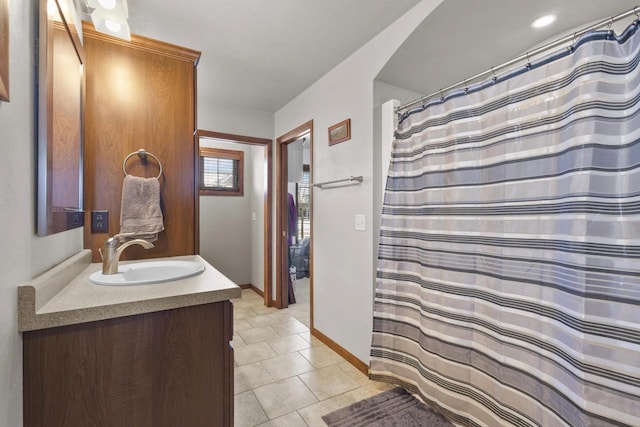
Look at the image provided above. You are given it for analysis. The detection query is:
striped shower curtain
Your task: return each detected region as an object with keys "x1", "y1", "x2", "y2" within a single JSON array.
[{"x1": 371, "y1": 22, "x2": 640, "y2": 427}]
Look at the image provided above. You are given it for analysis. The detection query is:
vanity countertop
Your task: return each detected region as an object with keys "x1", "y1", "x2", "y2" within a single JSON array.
[{"x1": 18, "y1": 249, "x2": 241, "y2": 332}]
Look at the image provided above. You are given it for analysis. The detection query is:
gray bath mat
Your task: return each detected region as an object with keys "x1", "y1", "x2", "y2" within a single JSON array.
[{"x1": 322, "y1": 387, "x2": 454, "y2": 426}]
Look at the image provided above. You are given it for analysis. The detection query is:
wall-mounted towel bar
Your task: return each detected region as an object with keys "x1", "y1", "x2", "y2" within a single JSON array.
[
  {"x1": 123, "y1": 149, "x2": 163, "y2": 179},
  {"x1": 313, "y1": 175, "x2": 363, "y2": 189}
]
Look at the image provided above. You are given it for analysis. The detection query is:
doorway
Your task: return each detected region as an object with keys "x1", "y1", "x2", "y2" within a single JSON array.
[
  {"x1": 276, "y1": 121, "x2": 313, "y2": 327},
  {"x1": 196, "y1": 130, "x2": 273, "y2": 307}
]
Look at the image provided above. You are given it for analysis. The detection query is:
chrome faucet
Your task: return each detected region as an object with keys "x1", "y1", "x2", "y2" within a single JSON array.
[{"x1": 99, "y1": 235, "x2": 155, "y2": 274}]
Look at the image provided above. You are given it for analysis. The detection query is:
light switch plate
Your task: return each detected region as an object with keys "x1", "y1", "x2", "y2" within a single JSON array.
[{"x1": 355, "y1": 214, "x2": 366, "y2": 231}]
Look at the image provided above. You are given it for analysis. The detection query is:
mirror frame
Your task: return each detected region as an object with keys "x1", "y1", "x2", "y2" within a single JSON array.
[{"x1": 37, "y1": 0, "x2": 85, "y2": 236}]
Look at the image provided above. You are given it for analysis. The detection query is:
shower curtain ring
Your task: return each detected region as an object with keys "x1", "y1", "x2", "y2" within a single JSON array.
[
  {"x1": 570, "y1": 32, "x2": 578, "y2": 51},
  {"x1": 525, "y1": 52, "x2": 532, "y2": 69},
  {"x1": 463, "y1": 79, "x2": 469, "y2": 93},
  {"x1": 439, "y1": 89, "x2": 444, "y2": 101},
  {"x1": 491, "y1": 66, "x2": 497, "y2": 83}
]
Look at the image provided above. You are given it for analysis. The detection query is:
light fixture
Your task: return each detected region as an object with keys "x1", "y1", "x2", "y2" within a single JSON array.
[
  {"x1": 86, "y1": 0, "x2": 130, "y2": 41},
  {"x1": 47, "y1": 0, "x2": 60, "y2": 20},
  {"x1": 532, "y1": 14, "x2": 556, "y2": 29},
  {"x1": 86, "y1": 0, "x2": 127, "y2": 16},
  {"x1": 98, "y1": 0, "x2": 117, "y2": 9},
  {"x1": 104, "y1": 19, "x2": 121, "y2": 32}
]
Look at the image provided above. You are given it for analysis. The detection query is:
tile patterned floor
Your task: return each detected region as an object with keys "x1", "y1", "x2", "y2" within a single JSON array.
[{"x1": 232, "y1": 279, "x2": 393, "y2": 426}]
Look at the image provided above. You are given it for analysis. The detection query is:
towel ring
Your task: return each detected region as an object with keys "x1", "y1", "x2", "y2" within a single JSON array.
[{"x1": 122, "y1": 149, "x2": 163, "y2": 180}]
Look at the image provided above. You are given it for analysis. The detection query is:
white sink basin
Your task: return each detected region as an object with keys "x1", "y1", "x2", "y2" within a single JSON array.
[{"x1": 89, "y1": 260, "x2": 205, "y2": 286}]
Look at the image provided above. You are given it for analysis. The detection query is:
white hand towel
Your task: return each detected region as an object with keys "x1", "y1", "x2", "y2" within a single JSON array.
[{"x1": 119, "y1": 175, "x2": 164, "y2": 241}]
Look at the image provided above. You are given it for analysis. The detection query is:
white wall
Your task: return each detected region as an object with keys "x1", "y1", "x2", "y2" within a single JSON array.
[
  {"x1": 199, "y1": 139, "x2": 256, "y2": 285},
  {"x1": 373, "y1": 79, "x2": 424, "y2": 108},
  {"x1": 372, "y1": 82, "x2": 422, "y2": 283},
  {"x1": 249, "y1": 144, "x2": 265, "y2": 291},
  {"x1": 274, "y1": 0, "x2": 443, "y2": 363},
  {"x1": 198, "y1": 97, "x2": 274, "y2": 138},
  {"x1": 288, "y1": 139, "x2": 304, "y2": 183},
  {"x1": 0, "y1": 2, "x2": 85, "y2": 426},
  {"x1": 198, "y1": 97, "x2": 273, "y2": 291}
]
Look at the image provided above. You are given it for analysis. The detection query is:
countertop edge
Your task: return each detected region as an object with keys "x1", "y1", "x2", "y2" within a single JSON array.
[
  {"x1": 19, "y1": 287, "x2": 241, "y2": 332},
  {"x1": 18, "y1": 249, "x2": 93, "y2": 331},
  {"x1": 18, "y1": 252, "x2": 241, "y2": 332}
]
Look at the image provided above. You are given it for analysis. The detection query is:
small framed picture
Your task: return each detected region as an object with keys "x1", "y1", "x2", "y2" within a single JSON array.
[{"x1": 328, "y1": 118, "x2": 350, "y2": 146}]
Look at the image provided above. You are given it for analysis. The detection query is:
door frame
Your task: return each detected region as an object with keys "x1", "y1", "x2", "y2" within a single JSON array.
[
  {"x1": 196, "y1": 129, "x2": 273, "y2": 307},
  {"x1": 275, "y1": 120, "x2": 313, "y2": 316}
]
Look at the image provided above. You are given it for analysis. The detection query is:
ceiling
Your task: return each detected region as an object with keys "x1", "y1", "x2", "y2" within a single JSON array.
[
  {"x1": 123, "y1": 1, "x2": 639, "y2": 113},
  {"x1": 377, "y1": 0, "x2": 640, "y2": 105},
  {"x1": 126, "y1": 0, "x2": 421, "y2": 112}
]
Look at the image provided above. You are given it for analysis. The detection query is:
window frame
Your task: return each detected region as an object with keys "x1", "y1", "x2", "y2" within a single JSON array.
[
  {"x1": 199, "y1": 147, "x2": 244, "y2": 196},
  {"x1": 295, "y1": 164, "x2": 311, "y2": 241}
]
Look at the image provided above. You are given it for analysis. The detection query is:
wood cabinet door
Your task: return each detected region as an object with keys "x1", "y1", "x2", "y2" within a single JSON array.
[{"x1": 23, "y1": 302, "x2": 233, "y2": 427}]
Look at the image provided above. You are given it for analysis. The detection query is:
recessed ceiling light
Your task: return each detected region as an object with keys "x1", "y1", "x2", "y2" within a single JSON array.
[{"x1": 532, "y1": 15, "x2": 556, "y2": 29}]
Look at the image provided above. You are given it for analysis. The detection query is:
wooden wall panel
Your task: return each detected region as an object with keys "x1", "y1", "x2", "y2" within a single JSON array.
[{"x1": 83, "y1": 24, "x2": 200, "y2": 262}]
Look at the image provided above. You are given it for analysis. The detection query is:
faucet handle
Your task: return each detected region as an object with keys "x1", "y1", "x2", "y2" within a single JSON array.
[
  {"x1": 112, "y1": 232, "x2": 134, "y2": 240},
  {"x1": 100, "y1": 235, "x2": 121, "y2": 262},
  {"x1": 100, "y1": 236, "x2": 118, "y2": 258}
]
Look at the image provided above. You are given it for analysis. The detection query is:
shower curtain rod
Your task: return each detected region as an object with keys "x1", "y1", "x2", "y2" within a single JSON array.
[{"x1": 395, "y1": 6, "x2": 640, "y2": 113}]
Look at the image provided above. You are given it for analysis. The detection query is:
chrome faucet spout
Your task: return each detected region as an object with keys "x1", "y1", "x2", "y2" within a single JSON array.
[{"x1": 101, "y1": 236, "x2": 154, "y2": 274}]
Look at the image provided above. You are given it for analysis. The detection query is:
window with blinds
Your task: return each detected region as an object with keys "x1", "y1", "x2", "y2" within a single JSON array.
[
  {"x1": 199, "y1": 147, "x2": 244, "y2": 196},
  {"x1": 296, "y1": 165, "x2": 311, "y2": 241}
]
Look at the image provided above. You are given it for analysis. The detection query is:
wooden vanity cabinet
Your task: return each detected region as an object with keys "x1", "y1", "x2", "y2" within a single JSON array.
[{"x1": 23, "y1": 301, "x2": 234, "y2": 427}]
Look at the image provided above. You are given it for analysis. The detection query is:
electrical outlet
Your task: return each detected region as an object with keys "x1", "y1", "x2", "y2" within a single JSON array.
[
  {"x1": 91, "y1": 210, "x2": 108, "y2": 233},
  {"x1": 66, "y1": 211, "x2": 84, "y2": 229},
  {"x1": 355, "y1": 214, "x2": 366, "y2": 231}
]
